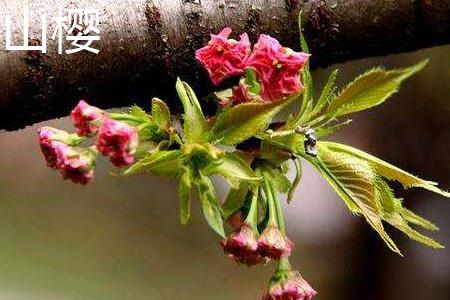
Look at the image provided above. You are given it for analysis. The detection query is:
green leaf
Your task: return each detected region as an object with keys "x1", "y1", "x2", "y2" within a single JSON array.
[
  {"x1": 262, "y1": 132, "x2": 304, "y2": 155},
  {"x1": 375, "y1": 180, "x2": 443, "y2": 249},
  {"x1": 319, "y1": 142, "x2": 450, "y2": 197},
  {"x1": 129, "y1": 105, "x2": 149, "y2": 120},
  {"x1": 309, "y1": 141, "x2": 448, "y2": 253},
  {"x1": 209, "y1": 97, "x2": 294, "y2": 145},
  {"x1": 292, "y1": 10, "x2": 312, "y2": 126},
  {"x1": 176, "y1": 78, "x2": 207, "y2": 143},
  {"x1": 221, "y1": 183, "x2": 249, "y2": 220},
  {"x1": 204, "y1": 152, "x2": 261, "y2": 188},
  {"x1": 400, "y1": 207, "x2": 439, "y2": 231},
  {"x1": 123, "y1": 150, "x2": 182, "y2": 176},
  {"x1": 287, "y1": 159, "x2": 302, "y2": 203},
  {"x1": 244, "y1": 69, "x2": 261, "y2": 95},
  {"x1": 179, "y1": 172, "x2": 192, "y2": 225},
  {"x1": 327, "y1": 60, "x2": 428, "y2": 117},
  {"x1": 195, "y1": 174, "x2": 225, "y2": 237},
  {"x1": 298, "y1": 10, "x2": 310, "y2": 64},
  {"x1": 311, "y1": 69, "x2": 338, "y2": 117},
  {"x1": 256, "y1": 163, "x2": 291, "y2": 193},
  {"x1": 298, "y1": 71, "x2": 313, "y2": 121},
  {"x1": 307, "y1": 144, "x2": 401, "y2": 254},
  {"x1": 151, "y1": 98, "x2": 171, "y2": 129},
  {"x1": 259, "y1": 141, "x2": 292, "y2": 165},
  {"x1": 315, "y1": 119, "x2": 352, "y2": 138}
]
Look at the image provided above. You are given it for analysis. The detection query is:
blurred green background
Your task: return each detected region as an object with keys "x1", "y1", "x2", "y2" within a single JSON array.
[{"x1": 0, "y1": 46, "x2": 449, "y2": 300}]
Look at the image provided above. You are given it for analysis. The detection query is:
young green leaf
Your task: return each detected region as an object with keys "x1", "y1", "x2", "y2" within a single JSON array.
[
  {"x1": 259, "y1": 141, "x2": 292, "y2": 165},
  {"x1": 221, "y1": 183, "x2": 249, "y2": 220},
  {"x1": 151, "y1": 98, "x2": 171, "y2": 129},
  {"x1": 128, "y1": 105, "x2": 151, "y2": 121},
  {"x1": 204, "y1": 152, "x2": 261, "y2": 188},
  {"x1": 176, "y1": 78, "x2": 207, "y2": 143},
  {"x1": 307, "y1": 141, "x2": 448, "y2": 253},
  {"x1": 314, "y1": 119, "x2": 352, "y2": 138},
  {"x1": 307, "y1": 146, "x2": 401, "y2": 254},
  {"x1": 256, "y1": 163, "x2": 291, "y2": 193},
  {"x1": 123, "y1": 150, "x2": 182, "y2": 176},
  {"x1": 209, "y1": 96, "x2": 294, "y2": 145},
  {"x1": 311, "y1": 69, "x2": 339, "y2": 118},
  {"x1": 287, "y1": 159, "x2": 302, "y2": 203},
  {"x1": 400, "y1": 207, "x2": 439, "y2": 231},
  {"x1": 298, "y1": 11, "x2": 309, "y2": 55},
  {"x1": 195, "y1": 174, "x2": 225, "y2": 237},
  {"x1": 179, "y1": 171, "x2": 192, "y2": 225},
  {"x1": 319, "y1": 141, "x2": 450, "y2": 197},
  {"x1": 375, "y1": 180, "x2": 443, "y2": 248},
  {"x1": 327, "y1": 59, "x2": 428, "y2": 117},
  {"x1": 244, "y1": 69, "x2": 262, "y2": 95},
  {"x1": 291, "y1": 10, "x2": 313, "y2": 126}
]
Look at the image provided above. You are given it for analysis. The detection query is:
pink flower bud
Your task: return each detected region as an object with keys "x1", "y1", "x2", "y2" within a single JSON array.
[
  {"x1": 96, "y1": 118, "x2": 139, "y2": 167},
  {"x1": 38, "y1": 126, "x2": 96, "y2": 184},
  {"x1": 38, "y1": 126, "x2": 79, "y2": 169},
  {"x1": 196, "y1": 27, "x2": 251, "y2": 86},
  {"x1": 263, "y1": 269, "x2": 317, "y2": 300},
  {"x1": 220, "y1": 223, "x2": 266, "y2": 266},
  {"x1": 56, "y1": 145, "x2": 96, "y2": 185},
  {"x1": 246, "y1": 35, "x2": 310, "y2": 101},
  {"x1": 70, "y1": 100, "x2": 104, "y2": 136},
  {"x1": 38, "y1": 126, "x2": 62, "y2": 169},
  {"x1": 258, "y1": 226, "x2": 294, "y2": 259}
]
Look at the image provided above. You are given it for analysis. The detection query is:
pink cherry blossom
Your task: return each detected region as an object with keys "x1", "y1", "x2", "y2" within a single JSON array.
[
  {"x1": 231, "y1": 82, "x2": 259, "y2": 104},
  {"x1": 246, "y1": 34, "x2": 309, "y2": 101},
  {"x1": 220, "y1": 223, "x2": 266, "y2": 266},
  {"x1": 38, "y1": 126, "x2": 62, "y2": 169},
  {"x1": 195, "y1": 27, "x2": 251, "y2": 86},
  {"x1": 263, "y1": 270, "x2": 317, "y2": 300},
  {"x1": 38, "y1": 126, "x2": 96, "y2": 184},
  {"x1": 258, "y1": 226, "x2": 294, "y2": 259},
  {"x1": 70, "y1": 100, "x2": 104, "y2": 136},
  {"x1": 96, "y1": 118, "x2": 139, "y2": 167},
  {"x1": 56, "y1": 145, "x2": 96, "y2": 185}
]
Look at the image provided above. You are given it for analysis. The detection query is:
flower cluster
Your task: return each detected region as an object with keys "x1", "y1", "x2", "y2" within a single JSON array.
[
  {"x1": 38, "y1": 100, "x2": 140, "y2": 184},
  {"x1": 195, "y1": 28, "x2": 309, "y2": 103},
  {"x1": 221, "y1": 222, "x2": 293, "y2": 266},
  {"x1": 219, "y1": 186, "x2": 313, "y2": 300}
]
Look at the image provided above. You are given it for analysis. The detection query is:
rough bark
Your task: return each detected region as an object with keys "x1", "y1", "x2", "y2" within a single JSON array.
[{"x1": 0, "y1": 0, "x2": 449, "y2": 130}]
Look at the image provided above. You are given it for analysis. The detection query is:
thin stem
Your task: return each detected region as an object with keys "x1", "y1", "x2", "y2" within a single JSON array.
[
  {"x1": 266, "y1": 128, "x2": 296, "y2": 139},
  {"x1": 287, "y1": 158, "x2": 302, "y2": 203},
  {"x1": 305, "y1": 114, "x2": 328, "y2": 128},
  {"x1": 244, "y1": 190, "x2": 259, "y2": 230},
  {"x1": 263, "y1": 178, "x2": 278, "y2": 227},
  {"x1": 277, "y1": 257, "x2": 292, "y2": 272},
  {"x1": 270, "y1": 183, "x2": 286, "y2": 236}
]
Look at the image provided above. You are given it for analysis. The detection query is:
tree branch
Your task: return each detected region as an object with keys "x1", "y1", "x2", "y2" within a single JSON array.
[{"x1": 0, "y1": 0, "x2": 449, "y2": 130}]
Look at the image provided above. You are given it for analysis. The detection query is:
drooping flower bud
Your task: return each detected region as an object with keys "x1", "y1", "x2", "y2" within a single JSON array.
[
  {"x1": 96, "y1": 118, "x2": 139, "y2": 167},
  {"x1": 70, "y1": 100, "x2": 104, "y2": 136},
  {"x1": 263, "y1": 268, "x2": 317, "y2": 300},
  {"x1": 38, "y1": 126, "x2": 81, "y2": 169},
  {"x1": 56, "y1": 145, "x2": 97, "y2": 185},
  {"x1": 38, "y1": 126, "x2": 96, "y2": 184},
  {"x1": 195, "y1": 27, "x2": 251, "y2": 86},
  {"x1": 258, "y1": 225, "x2": 294, "y2": 259},
  {"x1": 220, "y1": 223, "x2": 266, "y2": 266},
  {"x1": 38, "y1": 127, "x2": 64, "y2": 169},
  {"x1": 246, "y1": 34, "x2": 309, "y2": 101}
]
